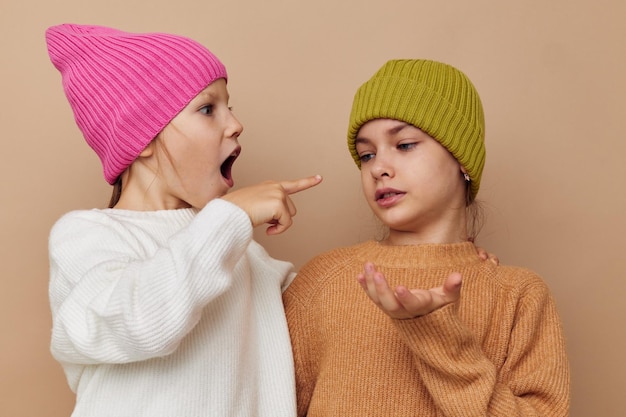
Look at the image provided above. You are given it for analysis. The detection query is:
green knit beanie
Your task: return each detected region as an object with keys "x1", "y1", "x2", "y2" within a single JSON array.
[{"x1": 347, "y1": 59, "x2": 486, "y2": 201}]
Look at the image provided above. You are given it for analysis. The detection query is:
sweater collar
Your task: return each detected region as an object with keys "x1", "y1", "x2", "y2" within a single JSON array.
[{"x1": 354, "y1": 240, "x2": 482, "y2": 269}]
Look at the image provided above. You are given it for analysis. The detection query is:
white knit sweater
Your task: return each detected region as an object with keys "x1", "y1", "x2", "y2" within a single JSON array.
[{"x1": 48, "y1": 198, "x2": 297, "y2": 417}]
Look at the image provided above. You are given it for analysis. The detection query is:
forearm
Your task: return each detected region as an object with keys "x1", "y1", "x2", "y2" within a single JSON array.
[{"x1": 394, "y1": 304, "x2": 568, "y2": 416}]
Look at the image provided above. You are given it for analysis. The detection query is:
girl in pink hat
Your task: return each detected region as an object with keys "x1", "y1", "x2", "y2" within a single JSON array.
[{"x1": 46, "y1": 23, "x2": 321, "y2": 417}]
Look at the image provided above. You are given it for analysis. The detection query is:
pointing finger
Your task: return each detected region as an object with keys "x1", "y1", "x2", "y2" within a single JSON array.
[{"x1": 279, "y1": 175, "x2": 323, "y2": 195}]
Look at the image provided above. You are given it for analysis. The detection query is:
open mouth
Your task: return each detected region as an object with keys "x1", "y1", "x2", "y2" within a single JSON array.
[
  {"x1": 374, "y1": 188, "x2": 405, "y2": 207},
  {"x1": 376, "y1": 190, "x2": 402, "y2": 201},
  {"x1": 220, "y1": 147, "x2": 241, "y2": 184}
]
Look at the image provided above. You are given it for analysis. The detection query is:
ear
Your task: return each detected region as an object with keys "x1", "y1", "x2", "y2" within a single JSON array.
[
  {"x1": 138, "y1": 140, "x2": 156, "y2": 158},
  {"x1": 459, "y1": 165, "x2": 471, "y2": 183}
]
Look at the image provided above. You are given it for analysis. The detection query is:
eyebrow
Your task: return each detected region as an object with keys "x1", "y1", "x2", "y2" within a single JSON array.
[
  {"x1": 197, "y1": 91, "x2": 217, "y2": 101},
  {"x1": 196, "y1": 90, "x2": 230, "y2": 102}
]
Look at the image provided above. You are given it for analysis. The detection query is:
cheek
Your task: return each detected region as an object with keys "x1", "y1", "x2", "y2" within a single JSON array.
[
  {"x1": 423, "y1": 162, "x2": 465, "y2": 202},
  {"x1": 424, "y1": 150, "x2": 461, "y2": 179},
  {"x1": 185, "y1": 158, "x2": 221, "y2": 183},
  {"x1": 403, "y1": 161, "x2": 455, "y2": 198},
  {"x1": 360, "y1": 170, "x2": 374, "y2": 194}
]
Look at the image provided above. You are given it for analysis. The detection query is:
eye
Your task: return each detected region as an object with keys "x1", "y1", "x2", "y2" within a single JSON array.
[
  {"x1": 398, "y1": 142, "x2": 417, "y2": 151},
  {"x1": 359, "y1": 152, "x2": 375, "y2": 163},
  {"x1": 199, "y1": 104, "x2": 214, "y2": 115}
]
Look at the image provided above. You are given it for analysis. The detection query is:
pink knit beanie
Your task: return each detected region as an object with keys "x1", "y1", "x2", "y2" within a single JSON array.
[{"x1": 46, "y1": 23, "x2": 228, "y2": 184}]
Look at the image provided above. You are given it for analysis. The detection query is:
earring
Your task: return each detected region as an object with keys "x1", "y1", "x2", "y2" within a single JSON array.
[{"x1": 463, "y1": 173, "x2": 471, "y2": 182}]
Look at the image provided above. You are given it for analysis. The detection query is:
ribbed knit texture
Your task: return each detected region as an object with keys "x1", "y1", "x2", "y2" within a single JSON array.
[
  {"x1": 48, "y1": 199, "x2": 297, "y2": 416},
  {"x1": 348, "y1": 60, "x2": 485, "y2": 200},
  {"x1": 45, "y1": 24, "x2": 227, "y2": 184},
  {"x1": 283, "y1": 241, "x2": 570, "y2": 416}
]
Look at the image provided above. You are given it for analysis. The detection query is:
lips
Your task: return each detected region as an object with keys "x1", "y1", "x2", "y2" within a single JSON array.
[
  {"x1": 375, "y1": 188, "x2": 403, "y2": 200},
  {"x1": 220, "y1": 146, "x2": 241, "y2": 187},
  {"x1": 375, "y1": 188, "x2": 405, "y2": 207}
]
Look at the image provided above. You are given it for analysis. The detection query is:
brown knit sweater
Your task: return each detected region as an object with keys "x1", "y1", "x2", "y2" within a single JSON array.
[{"x1": 283, "y1": 241, "x2": 570, "y2": 416}]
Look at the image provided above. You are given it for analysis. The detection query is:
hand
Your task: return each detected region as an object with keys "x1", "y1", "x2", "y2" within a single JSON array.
[
  {"x1": 222, "y1": 175, "x2": 322, "y2": 235},
  {"x1": 356, "y1": 262, "x2": 462, "y2": 319},
  {"x1": 475, "y1": 246, "x2": 499, "y2": 265}
]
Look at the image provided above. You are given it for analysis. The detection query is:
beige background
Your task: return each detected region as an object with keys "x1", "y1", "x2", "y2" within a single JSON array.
[{"x1": 1, "y1": 0, "x2": 624, "y2": 415}]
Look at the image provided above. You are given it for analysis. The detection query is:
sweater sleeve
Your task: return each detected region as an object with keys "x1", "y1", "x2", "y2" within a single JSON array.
[
  {"x1": 393, "y1": 277, "x2": 570, "y2": 416},
  {"x1": 48, "y1": 199, "x2": 252, "y2": 365}
]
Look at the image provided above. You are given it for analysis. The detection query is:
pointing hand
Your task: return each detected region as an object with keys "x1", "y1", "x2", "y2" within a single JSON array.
[{"x1": 222, "y1": 175, "x2": 323, "y2": 235}]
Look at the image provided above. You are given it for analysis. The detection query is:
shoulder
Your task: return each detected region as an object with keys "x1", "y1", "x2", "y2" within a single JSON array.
[
  {"x1": 48, "y1": 210, "x2": 137, "y2": 287},
  {"x1": 52, "y1": 208, "x2": 107, "y2": 225},
  {"x1": 493, "y1": 265, "x2": 548, "y2": 287},
  {"x1": 299, "y1": 243, "x2": 364, "y2": 276},
  {"x1": 50, "y1": 209, "x2": 117, "y2": 242},
  {"x1": 48, "y1": 208, "x2": 172, "y2": 263},
  {"x1": 247, "y1": 240, "x2": 295, "y2": 276},
  {"x1": 48, "y1": 209, "x2": 135, "y2": 263},
  {"x1": 284, "y1": 243, "x2": 366, "y2": 300},
  {"x1": 49, "y1": 208, "x2": 158, "y2": 244},
  {"x1": 487, "y1": 264, "x2": 555, "y2": 304}
]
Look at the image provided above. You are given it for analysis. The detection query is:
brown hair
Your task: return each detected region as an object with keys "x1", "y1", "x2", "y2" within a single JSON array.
[
  {"x1": 465, "y1": 177, "x2": 484, "y2": 240},
  {"x1": 108, "y1": 178, "x2": 122, "y2": 208}
]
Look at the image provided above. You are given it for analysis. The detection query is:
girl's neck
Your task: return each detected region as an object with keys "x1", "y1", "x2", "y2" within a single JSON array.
[{"x1": 381, "y1": 217, "x2": 468, "y2": 246}]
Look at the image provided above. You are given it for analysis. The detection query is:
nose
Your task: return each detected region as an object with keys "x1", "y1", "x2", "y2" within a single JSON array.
[
  {"x1": 370, "y1": 153, "x2": 393, "y2": 179},
  {"x1": 227, "y1": 112, "x2": 244, "y2": 139}
]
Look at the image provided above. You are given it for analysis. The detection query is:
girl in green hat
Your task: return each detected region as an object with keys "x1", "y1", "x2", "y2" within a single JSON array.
[{"x1": 284, "y1": 59, "x2": 570, "y2": 416}]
